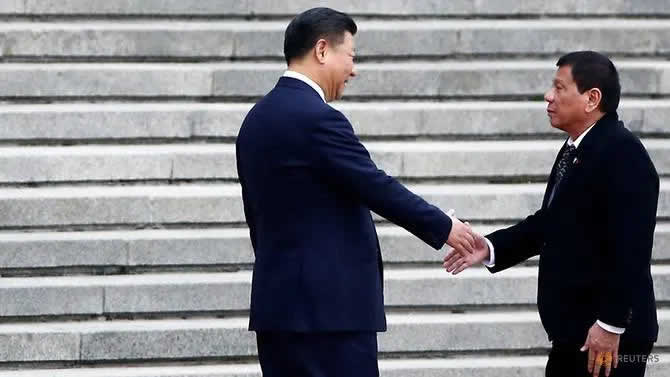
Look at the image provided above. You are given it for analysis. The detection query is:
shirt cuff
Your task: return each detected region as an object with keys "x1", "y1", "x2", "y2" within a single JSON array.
[
  {"x1": 481, "y1": 238, "x2": 495, "y2": 267},
  {"x1": 596, "y1": 320, "x2": 625, "y2": 335}
]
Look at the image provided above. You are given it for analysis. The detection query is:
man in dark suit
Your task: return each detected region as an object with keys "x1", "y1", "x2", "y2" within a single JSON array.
[
  {"x1": 444, "y1": 51, "x2": 659, "y2": 377},
  {"x1": 236, "y1": 7, "x2": 477, "y2": 377}
]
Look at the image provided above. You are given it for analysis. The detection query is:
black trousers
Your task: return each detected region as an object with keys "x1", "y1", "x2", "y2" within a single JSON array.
[
  {"x1": 546, "y1": 338, "x2": 654, "y2": 377},
  {"x1": 256, "y1": 331, "x2": 379, "y2": 377}
]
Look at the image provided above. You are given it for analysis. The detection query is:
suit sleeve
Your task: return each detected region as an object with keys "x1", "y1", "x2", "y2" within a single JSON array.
[
  {"x1": 308, "y1": 108, "x2": 452, "y2": 250},
  {"x1": 485, "y1": 208, "x2": 548, "y2": 273},
  {"x1": 597, "y1": 139, "x2": 659, "y2": 328},
  {"x1": 236, "y1": 144, "x2": 257, "y2": 252}
]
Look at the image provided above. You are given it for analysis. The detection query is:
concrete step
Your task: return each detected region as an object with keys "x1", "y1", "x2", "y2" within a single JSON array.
[
  {"x1": 0, "y1": 182, "x2": 669, "y2": 228},
  {"x1": 0, "y1": 139, "x2": 667, "y2": 183},
  {"x1": 4, "y1": 0, "x2": 669, "y2": 16},
  {"x1": 1, "y1": 266, "x2": 668, "y2": 317},
  {"x1": 0, "y1": 310, "x2": 668, "y2": 362},
  {"x1": 0, "y1": 60, "x2": 668, "y2": 98},
  {"x1": 1, "y1": 19, "x2": 669, "y2": 59},
  {"x1": 1, "y1": 101, "x2": 668, "y2": 142},
  {"x1": 214, "y1": 60, "x2": 670, "y2": 98},
  {"x1": 0, "y1": 356, "x2": 669, "y2": 377},
  {"x1": 1, "y1": 224, "x2": 669, "y2": 271}
]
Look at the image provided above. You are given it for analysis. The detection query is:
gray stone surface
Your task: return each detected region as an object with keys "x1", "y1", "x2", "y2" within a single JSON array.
[
  {"x1": 0, "y1": 61, "x2": 666, "y2": 99},
  {"x1": 1, "y1": 224, "x2": 667, "y2": 271},
  {"x1": 79, "y1": 319, "x2": 255, "y2": 360},
  {"x1": 381, "y1": 224, "x2": 670, "y2": 263},
  {"x1": 0, "y1": 2, "x2": 668, "y2": 375},
  {"x1": 0, "y1": 229, "x2": 253, "y2": 269},
  {"x1": 382, "y1": 312, "x2": 549, "y2": 352},
  {"x1": 642, "y1": 103, "x2": 670, "y2": 134},
  {"x1": 0, "y1": 357, "x2": 668, "y2": 377},
  {"x1": 0, "y1": 187, "x2": 154, "y2": 227},
  {"x1": 0, "y1": 331, "x2": 79, "y2": 362},
  {"x1": 20, "y1": 311, "x2": 659, "y2": 360},
  {"x1": 402, "y1": 182, "x2": 670, "y2": 222},
  {"x1": 0, "y1": 314, "x2": 545, "y2": 361},
  {"x1": 0, "y1": 24, "x2": 237, "y2": 58},
  {"x1": 1, "y1": 139, "x2": 669, "y2": 183},
  {"x1": 0, "y1": 313, "x2": 667, "y2": 363},
  {"x1": 22, "y1": 0, "x2": 250, "y2": 15},
  {"x1": 0, "y1": 364, "x2": 262, "y2": 377},
  {"x1": 655, "y1": 224, "x2": 670, "y2": 261},
  {"x1": 1, "y1": 267, "x2": 667, "y2": 316},
  {"x1": 212, "y1": 61, "x2": 670, "y2": 98},
  {"x1": 15, "y1": 0, "x2": 670, "y2": 15},
  {"x1": 1, "y1": 101, "x2": 667, "y2": 141},
  {"x1": 0, "y1": 232, "x2": 128, "y2": 269},
  {"x1": 381, "y1": 355, "x2": 669, "y2": 377},
  {"x1": 0, "y1": 64, "x2": 212, "y2": 97},
  {"x1": 127, "y1": 229, "x2": 254, "y2": 266},
  {"x1": 1, "y1": 20, "x2": 668, "y2": 58},
  {"x1": 0, "y1": 283, "x2": 102, "y2": 317},
  {"x1": 0, "y1": 183, "x2": 668, "y2": 227},
  {"x1": 103, "y1": 272, "x2": 251, "y2": 313},
  {"x1": 0, "y1": 185, "x2": 241, "y2": 227},
  {"x1": 0, "y1": 145, "x2": 235, "y2": 183},
  {"x1": 0, "y1": 0, "x2": 23, "y2": 14},
  {"x1": 0, "y1": 103, "x2": 239, "y2": 140}
]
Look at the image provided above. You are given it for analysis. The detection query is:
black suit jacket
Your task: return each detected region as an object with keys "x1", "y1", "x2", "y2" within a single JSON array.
[
  {"x1": 236, "y1": 77, "x2": 452, "y2": 332},
  {"x1": 487, "y1": 112, "x2": 659, "y2": 343}
]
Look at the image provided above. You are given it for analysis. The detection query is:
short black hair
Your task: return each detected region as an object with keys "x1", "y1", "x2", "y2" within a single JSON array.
[
  {"x1": 283, "y1": 7, "x2": 357, "y2": 65},
  {"x1": 556, "y1": 51, "x2": 621, "y2": 113}
]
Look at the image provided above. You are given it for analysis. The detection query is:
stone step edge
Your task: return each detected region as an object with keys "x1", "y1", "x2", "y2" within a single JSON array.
[
  {"x1": 1, "y1": 99, "x2": 670, "y2": 112},
  {"x1": 2, "y1": 0, "x2": 669, "y2": 17},
  {"x1": 2, "y1": 59, "x2": 670, "y2": 69},
  {"x1": 2, "y1": 18, "x2": 670, "y2": 29},
  {"x1": 1, "y1": 138, "x2": 669, "y2": 154},
  {"x1": 0, "y1": 309, "x2": 668, "y2": 333},
  {"x1": 0, "y1": 356, "x2": 556, "y2": 376},
  {"x1": 5, "y1": 354, "x2": 670, "y2": 376},
  {"x1": 1, "y1": 180, "x2": 669, "y2": 197},
  {"x1": 0, "y1": 223, "x2": 668, "y2": 241},
  {"x1": 1, "y1": 265, "x2": 669, "y2": 287}
]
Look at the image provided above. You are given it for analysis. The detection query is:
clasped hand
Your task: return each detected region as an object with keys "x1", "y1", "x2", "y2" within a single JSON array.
[{"x1": 443, "y1": 217, "x2": 490, "y2": 275}]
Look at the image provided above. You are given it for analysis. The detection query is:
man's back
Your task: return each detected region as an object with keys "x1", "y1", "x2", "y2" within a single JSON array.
[
  {"x1": 242, "y1": 9, "x2": 468, "y2": 376},
  {"x1": 236, "y1": 77, "x2": 386, "y2": 332}
]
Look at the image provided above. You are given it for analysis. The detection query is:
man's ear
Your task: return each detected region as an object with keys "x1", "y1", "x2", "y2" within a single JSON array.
[
  {"x1": 585, "y1": 88, "x2": 602, "y2": 113},
  {"x1": 314, "y1": 39, "x2": 328, "y2": 64}
]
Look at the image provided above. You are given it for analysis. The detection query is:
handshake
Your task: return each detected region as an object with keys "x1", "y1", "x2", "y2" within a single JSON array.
[{"x1": 443, "y1": 210, "x2": 492, "y2": 275}]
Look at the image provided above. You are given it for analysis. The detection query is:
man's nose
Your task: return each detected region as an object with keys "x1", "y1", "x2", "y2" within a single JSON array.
[
  {"x1": 350, "y1": 67, "x2": 357, "y2": 78},
  {"x1": 544, "y1": 88, "x2": 554, "y2": 102}
]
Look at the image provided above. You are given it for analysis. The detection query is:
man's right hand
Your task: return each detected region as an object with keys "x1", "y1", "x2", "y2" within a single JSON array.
[
  {"x1": 444, "y1": 232, "x2": 490, "y2": 274},
  {"x1": 446, "y1": 216, "x2": 476, "y2": 255}
]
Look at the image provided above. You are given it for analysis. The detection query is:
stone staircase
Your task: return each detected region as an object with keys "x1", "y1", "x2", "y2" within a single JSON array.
[{"x1": 0, "y1": 1, "x2": 669, "y2": 376}]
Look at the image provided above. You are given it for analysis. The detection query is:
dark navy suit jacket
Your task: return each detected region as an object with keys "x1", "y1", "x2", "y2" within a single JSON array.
[
  {"x1": 487, "y1": 113, "x2": 659, "y2": 343},
  {"x1": 236, "y1": 77, "x2": 453, "y2": 332}
]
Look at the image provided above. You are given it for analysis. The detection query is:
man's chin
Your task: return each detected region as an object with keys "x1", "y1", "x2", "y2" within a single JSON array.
[{"x1": 548, "y1": 119, "x2": 562, "y2": 130}]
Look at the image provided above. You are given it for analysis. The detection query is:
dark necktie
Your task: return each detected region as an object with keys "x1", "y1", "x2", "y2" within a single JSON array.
[{"x1": 548, "y1": 144, "x2": 578, "y2": 205}]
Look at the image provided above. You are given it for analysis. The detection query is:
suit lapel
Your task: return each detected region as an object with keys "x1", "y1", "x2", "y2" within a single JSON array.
[
  {"x1": 546, "y1": 112, "x2": 620, "y2": 208},
  {"x1": 542, "y1": 141, "x2": 568, "y2": 209}
]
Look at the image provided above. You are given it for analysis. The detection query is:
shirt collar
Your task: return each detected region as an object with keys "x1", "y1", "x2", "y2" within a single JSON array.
[
  {"x1": 282, "y1": 70, "x2": 326, "y2": 103},
  {"x1": 567, "y1": 121, "x2": 597, "y2": 148}
]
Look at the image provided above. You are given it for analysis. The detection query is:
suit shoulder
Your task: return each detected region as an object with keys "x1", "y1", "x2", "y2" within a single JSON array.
[
  {"x1": 610, "y1": 123, "x2": 646, "y2": 153},
  {"x1": 604, "y1": 122, "x2": 658, "y2": 178}
]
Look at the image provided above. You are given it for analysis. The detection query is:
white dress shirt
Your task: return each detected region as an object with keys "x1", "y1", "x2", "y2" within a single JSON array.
[
  {"x1": 282, "y1": 70, "x2": 326, "y2": 103},
  {"x1": 483, "y1": 121, "x2": 624, "y2": 334}
]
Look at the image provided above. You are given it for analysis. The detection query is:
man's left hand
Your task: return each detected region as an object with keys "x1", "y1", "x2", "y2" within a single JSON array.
[{"x1": 580, "y1": 322, "x2": 620, "y2": 377}]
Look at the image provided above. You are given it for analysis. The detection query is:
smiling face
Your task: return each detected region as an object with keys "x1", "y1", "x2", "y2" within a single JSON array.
[
  {"x1": 323, "y1": 31, "x2": 357, "y2": 101},
  {"x1": 544, "y1": 65, "x2": 590, "y2": 133}
]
